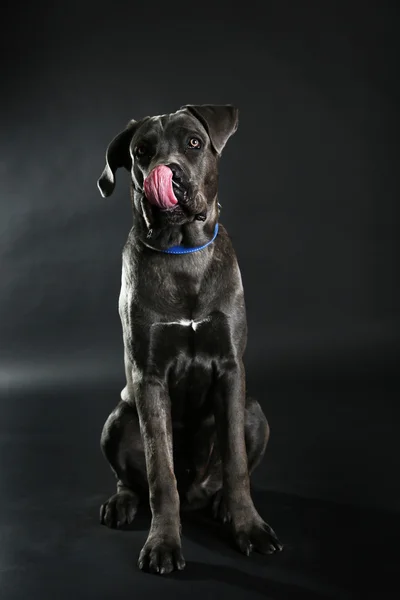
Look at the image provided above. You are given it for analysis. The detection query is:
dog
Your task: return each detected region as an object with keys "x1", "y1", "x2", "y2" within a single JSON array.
[{"x1": 97, "y1": 104, "x2": 282, "y2": 575}]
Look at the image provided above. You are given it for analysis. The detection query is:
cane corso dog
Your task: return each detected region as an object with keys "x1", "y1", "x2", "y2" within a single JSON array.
[{"x1": 97, "y1": 104, "x2": 282, "y2": 574}]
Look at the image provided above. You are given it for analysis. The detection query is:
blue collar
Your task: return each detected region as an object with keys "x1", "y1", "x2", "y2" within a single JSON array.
[{"x1": 142, "y1": 222, "x2": 219, "y2": 254}]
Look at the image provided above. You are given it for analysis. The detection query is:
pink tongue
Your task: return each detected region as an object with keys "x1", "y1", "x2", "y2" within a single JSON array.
[{"x1": 143, "y1": 165, "x2": 178, "y2": 210}]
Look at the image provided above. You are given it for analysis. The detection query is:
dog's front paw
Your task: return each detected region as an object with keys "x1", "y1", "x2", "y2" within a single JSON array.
[
  {"x1": 234, "y1": 518, "x2": 283, "y2": 556},
  {"x1": 100, "y1": 491, "x2": 138, "y2": 528},
  {"x1": 138, "y1": 534, "x2": 186, "y2": 575}
]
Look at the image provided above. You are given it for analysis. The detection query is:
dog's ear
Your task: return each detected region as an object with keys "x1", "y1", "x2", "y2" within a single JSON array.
[
  {"x1": 97, "y1": 119, "x2": 138, "y2": 197},
  {"x1": 182, "y1": 104, "x2": 239, "y2": 155}
]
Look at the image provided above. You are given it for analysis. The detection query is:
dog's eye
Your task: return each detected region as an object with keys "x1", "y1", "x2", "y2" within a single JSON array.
[
  {"x1": 188, "y1": 138, "x2": 201, "y2": 149},
  {"x1": 135, "y1": 145, "x2": 148, "y2": 157}
]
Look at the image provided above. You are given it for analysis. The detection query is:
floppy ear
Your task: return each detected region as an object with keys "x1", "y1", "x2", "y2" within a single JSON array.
[
  {"x1": 182, "y1": 104, "x2": 239, "y2": 155},
  {"x1": 97, "y1": 119, "x2": 138, "y2": 197}
]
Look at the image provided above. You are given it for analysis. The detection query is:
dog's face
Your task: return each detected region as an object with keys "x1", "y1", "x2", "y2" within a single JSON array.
[{"x1": 98, "y1": 105, "x2": 238, "y2": 226}]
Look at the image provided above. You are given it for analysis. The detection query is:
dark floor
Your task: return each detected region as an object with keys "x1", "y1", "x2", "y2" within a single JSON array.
[{"x1": 0, "y1": 379, "x2": 399, "y2": 600}]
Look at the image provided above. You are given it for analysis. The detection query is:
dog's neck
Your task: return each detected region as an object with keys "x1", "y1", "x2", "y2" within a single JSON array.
[
  {"x1": 141, "y1": 222, "x2": 219, "y2": 255},
  {"x1": 130, "y1": 189, "x2": 220, "y2": 254}
]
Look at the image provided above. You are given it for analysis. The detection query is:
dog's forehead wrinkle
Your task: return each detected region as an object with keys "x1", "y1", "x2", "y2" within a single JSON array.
[
  {"x1": 150, "y1": 115, "x2": 165, "y2": 130},
  {"x1": 164, "y1": 124, "x2": 206, "y2": 141},
  {"x1": 134, "y1": 118, "x2": 163, "y2": 139},
  {"x1": 132, "y1": 113, "x2": 208, "y2": 149},
  {"x1": 167, "y1": 111, "x2": 207, "y2": 130}
]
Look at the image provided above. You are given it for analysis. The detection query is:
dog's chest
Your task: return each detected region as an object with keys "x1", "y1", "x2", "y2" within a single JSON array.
[
  {"x1": 143, "y1": 270, "x2": 202, "y2": 316},
  {"x1": 153, "y1": 317, "x2": 209, "y2": 331},
  {"x1": 143, "y1": 316, "x2": 220, "y2": 420},
  {"x1": 147, "y1": 313, "x2": 230, "y2": 369},
  {"x1": 119, "y1": 250, "x2": 244, "y2": 402},
  {"x1": 119, "y1": 262, "x2": 241, "y2": 371},
  {"x1": 154, "y1": 318, "x2": 216, "y2": 418}
]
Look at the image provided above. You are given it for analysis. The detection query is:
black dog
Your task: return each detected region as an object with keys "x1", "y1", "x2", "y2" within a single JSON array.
[{"x1": 97, "y1": 104, "x2": 282, "y2": 575}]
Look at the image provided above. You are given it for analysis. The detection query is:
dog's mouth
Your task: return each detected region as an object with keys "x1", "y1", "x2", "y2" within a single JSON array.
[{"x1": 143, "y1": 164, "x2": 189, "y2": 211}]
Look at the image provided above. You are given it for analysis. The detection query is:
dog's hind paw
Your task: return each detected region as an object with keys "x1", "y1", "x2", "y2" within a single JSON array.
[
  {"x1": 100, "y1": 490, "x2": 139, "y2": 528},
  {"x1": 212, "y1": 490, "x2": 232, "y2": 524}
]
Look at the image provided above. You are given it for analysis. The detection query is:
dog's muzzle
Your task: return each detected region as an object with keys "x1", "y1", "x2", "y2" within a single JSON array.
[{"x1": 143, "y1": 164, "x2": 189, "y2": 211}]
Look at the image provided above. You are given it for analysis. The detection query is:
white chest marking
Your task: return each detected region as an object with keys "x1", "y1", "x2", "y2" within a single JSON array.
[{"x1": 153, "y1": 317, "x2": 210, "y2": 331}]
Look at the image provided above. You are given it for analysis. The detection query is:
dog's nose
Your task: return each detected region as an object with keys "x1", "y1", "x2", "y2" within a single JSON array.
[
  {"x1": 167, "y1": 163, "x2": 184, "y2": 183},
  {"x1": 166, "y1": 163, "x2": 189, "y2": 204}
]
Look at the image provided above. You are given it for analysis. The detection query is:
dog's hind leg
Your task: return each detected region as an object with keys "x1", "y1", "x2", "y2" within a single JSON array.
[
  {"x1": 244, "y1": 395, "x2": 270, "y2": 475},
  {"x1": 99, "y1": 396, "x2": 148, "y2": 528},
  {"x1": 182, "y1": 421, "x2": 222, "y2": 512},
  {"x1": 211, "y1": 395, "x2": 269, "y2": 523},
  {"x1": 184, "y1": 395, "x2": 269, "y2": 520}
]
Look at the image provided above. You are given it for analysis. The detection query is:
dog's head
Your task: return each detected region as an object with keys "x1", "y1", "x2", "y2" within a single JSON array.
[{"x1": 97, "y1": 105, "x2": 238, "y2": 226}]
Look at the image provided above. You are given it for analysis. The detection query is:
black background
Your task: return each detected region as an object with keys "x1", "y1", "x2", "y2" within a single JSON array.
[{"x1": 1, "y1": 1, "x2": 399, "y2": 598}]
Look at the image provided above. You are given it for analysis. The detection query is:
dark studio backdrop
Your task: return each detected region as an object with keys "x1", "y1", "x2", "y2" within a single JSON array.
[{"x1": 1, "y1": 1, "x2": 399, "y2": 598}]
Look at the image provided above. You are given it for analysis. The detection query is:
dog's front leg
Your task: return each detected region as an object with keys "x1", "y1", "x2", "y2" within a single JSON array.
[
  {"x1": 213, "y1": 359, "x2": 283, "y2": 556},
  {"x1": 135, "y1": 378, "x2": 185, "y2": 574}
]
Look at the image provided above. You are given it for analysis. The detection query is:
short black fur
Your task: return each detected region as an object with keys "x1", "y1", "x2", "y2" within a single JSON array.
[{"x1": 97, "y1": 104, "x2": 283, "y2": 575}]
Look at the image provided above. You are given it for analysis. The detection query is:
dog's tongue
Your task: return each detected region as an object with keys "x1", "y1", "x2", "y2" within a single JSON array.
[{"x1": 143, "y1": 165, "x2": 178, "y2": 210}]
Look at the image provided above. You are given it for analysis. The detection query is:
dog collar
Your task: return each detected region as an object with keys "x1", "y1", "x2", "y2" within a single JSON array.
[{"x1": 141, "y1": 222, "x2": 219, "y2": 254}]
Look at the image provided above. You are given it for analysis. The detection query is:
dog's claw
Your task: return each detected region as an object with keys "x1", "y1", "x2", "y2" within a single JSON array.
[
  {"x1": 236, "y1": 532, "x2": 253, "y2": 556},
  {"x1": 138, "y1": 537, "x2": 185, "y2": 575},
  {"x1": 212, "y1": 490, "x2": 232, "y2": 524},
  {"x1": 234, "y1": 519, "x2": 283, "y2": 557}
]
